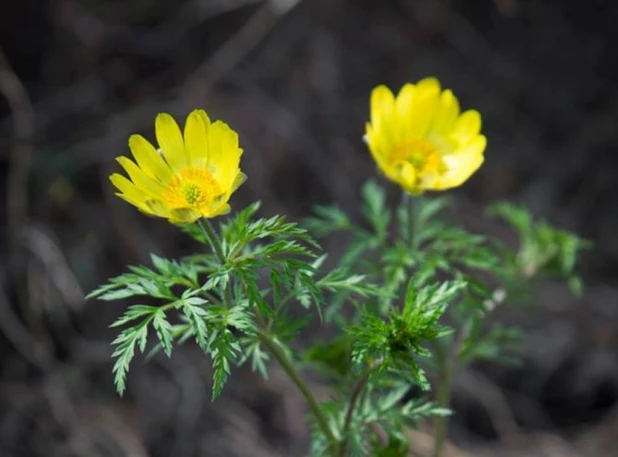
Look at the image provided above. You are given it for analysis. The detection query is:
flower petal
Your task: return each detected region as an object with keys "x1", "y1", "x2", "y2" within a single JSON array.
[
  {"x1": 110, "y1": 173, "x2": 152, "y2": 213},
  {"x1": 231, "y1": 171, "x2": 247, "y2": 193},
  {"x1": 365, "y1": 123, "x2": 391, "y2": 172},
  {"x1": 155, "y1": 113, "x2": 186, "y2": 172},
  {"x1": 397, "y1": 161, "x2": 418, "y2": 194},
  {"x1": 184, "y1": 109, "x2": 211, "y2": 165},
  {"x1": 370, "y1": 85, "x2": 395, "y2": 135},
  {"x1": 116, "y1": 156, "x2": 165, "y2": 197},
  {"x1": 436, "y1": 134, "x2": 486, "y2": 189},
  {"x1": 406, "y1": 77, "x2": 441, "y2": 138},
  {"x1": 169, "y1": 208, "x2": 201, "y2": 224},
  {"x1": 451, "y1": 110, "x2": 482, "y2": 145},
  {"x1": 128, "y1": 134, "x2": 172, "y2": 182},
  {"x1": 430, "y1": 89, "x2": 460, "y2": 135},
  {"x1": 208, "y1": 121, "x2": 242, "y2": 190}
]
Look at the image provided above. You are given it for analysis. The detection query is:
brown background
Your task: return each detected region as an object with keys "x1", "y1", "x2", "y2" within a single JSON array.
[{"x1": 1, "y1": 0, "x2": 617, "y2": 456}]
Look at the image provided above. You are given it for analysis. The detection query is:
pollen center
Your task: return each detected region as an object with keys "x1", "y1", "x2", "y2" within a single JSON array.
[
  {"x1": 391, "y1": 139, "x2": 446, "y2": 176},
  {"x1": 162, "y1": 167, "x2": 223, "y2": 210},
  {"x1": 183, "y1": 183, "x2": 201, "y2": 204}
]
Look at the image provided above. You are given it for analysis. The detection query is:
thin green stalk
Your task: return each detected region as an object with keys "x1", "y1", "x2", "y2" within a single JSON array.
[
  {"x1": 431, "y1": 317, "x2": 473, "y2": 457},
  {"x1": 431, "y1": 338, "x2": 453, "y2": 457},
  {"x1": 338, "y1": 369, "x2": 373, "y2": 456},
  {"x1": 407, "y1": 192, "x2": 421, "y2": 251},
  {"x1": 197, "y1": 218, "x2": 233, "y2": 308},
  {"x1": 197, "y1": 219, "x2": 225, "y2": 264},
  {"x1": 257, "y1": 323, "x2": 338, "y2": 453}
]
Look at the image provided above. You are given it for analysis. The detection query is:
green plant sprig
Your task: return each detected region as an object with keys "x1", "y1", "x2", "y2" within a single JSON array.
[{"x1": 91, "y1": 180, "x2": 587, "y2": 456}]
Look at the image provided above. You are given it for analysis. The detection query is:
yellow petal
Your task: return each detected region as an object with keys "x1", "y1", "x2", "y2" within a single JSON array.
[
  {"x1": 370, "y1": 85, "x2": 395, "y2": 134},
  {"x1": 437, "y1": 135, "x2": 486, "y2": 189},
  {"x1": 115, "y1": 193, "x2": 152, "y2": 214},
  {"x1": 202, "y1": 203, "x2": 231, "y2": 219},
  {"x1": 365, "y1": 124, "x2": 391, "y2": 172},
  {"x1": 231, "y1": 171, "x2": 247, "y2": 193},
  {"x1": 116, "y1": 156, "x2": 165, "y2": 197},
  {"x1": 451, "y1": 110, "x2": 481, "y2": 144},
  {"x1": 430, "y1": 89, "x2": 460, "y2": 135},
  {"x1": 416, "y1": 77, "x2": 441, "y2": 90},
  {"x1": 208, "y1": 121, "x2": 242, "y2": 190},
  {"x1": 405, "y1": 78, "x2": 441, "y2": 138},
  {"x1": 155, "y1": 113, "x2": 186, "y2": 172},
  {"x1": 143, "y1": 199, "x2": 171, "y2": 218},
  {"x1": 397, "y1": 161, "x2": 418, "y2": 193},
  {"x1": 111, "y1": 173, "x2": 173, "y2": 217},
  {"x1": 212, "y1": 203, "x2": 231, "y2": 216},
  {"x1": 128, "y1": 134, "x2": 172, "y2": 182},
  {"x1": 394, "y1": 83, "x2": 416, "y2": 143},
  {"x1": 168, "y1": 208, "x2": 201, "y2": 224},
  {"x1": 184, "y1": 109, "x2": 211, "y2": 164},
  {"x1": 110, "y1": 174, "x2": 151, "y2": 212}
]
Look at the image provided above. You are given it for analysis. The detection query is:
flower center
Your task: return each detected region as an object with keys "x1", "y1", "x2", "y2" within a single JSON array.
[
  {"x1": 391, "y1": 139, "x2": 446, "y2": 176},
  {"x1": 162, "y1": 167, "x2": 223, "y2": 210},
  {"x1": 183, "y1": 183, "x2": 201, "y2": 205}
]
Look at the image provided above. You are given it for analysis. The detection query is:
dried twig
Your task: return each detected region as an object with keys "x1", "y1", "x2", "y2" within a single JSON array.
[
  {"x1": 0, "y1": 47, "x2": 35, "y2": 278},
  {"x1": 184, "y1": 0, "x2": 303, "y2": 102}
]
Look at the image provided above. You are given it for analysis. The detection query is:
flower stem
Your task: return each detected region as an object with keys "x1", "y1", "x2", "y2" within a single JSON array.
[
  {"x1": 197, "y1": 219, "x2": 225, "y2": 264},
  {"x1": 407, "y1": 192, "x2": 421, "y2": 250},
  {"x1": 432, "y1": 317, "x2": 473, "y2": 457},
  {"x1": 257, "y1": 323, "x2": 338, "y2": 453},
  {"x1": 338, "y1": 369, "x2": 373, "y2": 456},
  {"x1": 431, "y1": 339, "x2": 453, "y2": 457},
  {"x1": 197, "y1": 218, "x2": 235, "y2": 310}
]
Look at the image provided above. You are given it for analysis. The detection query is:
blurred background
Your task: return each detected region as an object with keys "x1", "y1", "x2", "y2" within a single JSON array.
[{"x1": 1, "y1": 0, "x2": 617, "y2": 456}]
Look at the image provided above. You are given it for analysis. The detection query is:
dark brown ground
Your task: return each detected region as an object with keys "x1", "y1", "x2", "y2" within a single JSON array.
[{"x1": 1, "y1": 0, "x2": 617, "y2": 456}]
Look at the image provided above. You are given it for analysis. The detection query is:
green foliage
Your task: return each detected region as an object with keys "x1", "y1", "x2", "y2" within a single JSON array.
[
  {"x1": 312, "y1": 384, "x2": 449, "y2": 456},
  {"x1": 304, "y1": 335, "x2": 353, "y2": 381},
  {"x1": 92, "y1": 200, "x2": 381, "y2": 404},
  {"x1": 110, "y1": 308, "x2": 153, "y2": 395},
  {"x1": 93, "y1": 179, "x2": 587, "y2": 455},
  {"x1": 349, "y1": 280, "x2": 463, "y2": 389},
  {"x1": 301, "y1": 180, "x2": 586, "y2": 454},
  {"x1": 86, "y1": 253, "x2": 199, "y2": 302},
  {"x1": 489, "y1": 202, "x2": 590, "y2": 294}
]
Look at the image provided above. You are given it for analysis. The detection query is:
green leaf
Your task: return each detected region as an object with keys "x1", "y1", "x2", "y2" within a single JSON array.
[
  {"x1": 152, "y1": 309, "x2": 173, "y2": 357},
  {"x1": 111, "y1": 315, "x2": 154, "y2": 395},
  {"x1": 416, "y1": 196, "x2": 451, "y2": 228},
  {"x1": 210, "y1": 329, "x2": 240, "y2": 400},
  {"x1": 239, "y1": 337, "x2": 270, "y2": 379},
  {"x1": 349, "y1": 279, "x2": 464, "y2": 389},
  {"x1": 220, "y1": 201, "x2": 263, "y2": 245},
  {"x1": 304, "y1": 205, "x2": 352, "y2": 236},
  {"x1": 177, "y1": 295, "x2": 210, "y2": 352},
  {"x1": 303, "y1": 335, "x2": 353, "y2": 379},
  {"x1": 361, "y1": 179, "x2": 391, "y2": 238},
  {"x1": 109, "y1": 305, "x2": 158, "y2": 328},
  {"x1": 488, "y1": 202, "x2": 589, "y2": 286}
]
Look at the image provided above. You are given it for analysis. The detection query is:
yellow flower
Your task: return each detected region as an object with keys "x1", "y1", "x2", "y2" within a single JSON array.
[
  {"x1": 110, "y1": 109, "x2": 246, "y2": 223},
  {"x1": 365, "y1": 77, "x2": 486, "y2": 194}
]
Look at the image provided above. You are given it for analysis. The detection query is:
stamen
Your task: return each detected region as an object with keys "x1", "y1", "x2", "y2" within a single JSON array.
[
  {"x1": 162, "y1": 167, "x2": 222, "y2": 210},
  {"x1": 391, "y1": 139, "x2": 446, "y2": 176}
]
